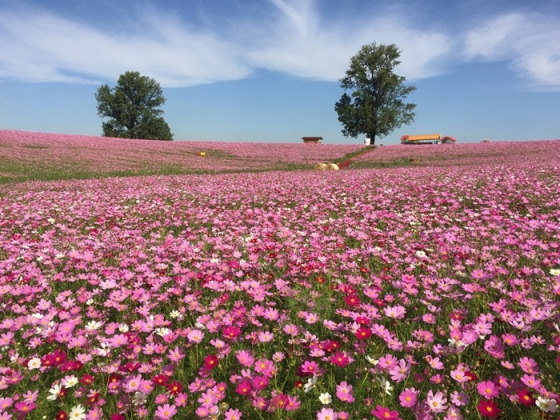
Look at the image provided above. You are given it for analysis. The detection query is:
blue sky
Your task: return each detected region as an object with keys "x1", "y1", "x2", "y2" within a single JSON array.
[{"x1": 0, "y1": 0, "x2": 559, "y2": 144}]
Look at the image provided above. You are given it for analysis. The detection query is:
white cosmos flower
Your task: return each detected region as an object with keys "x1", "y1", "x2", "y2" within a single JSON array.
[
  {"x1": 63, "y1": 375, "x2": 78, "y2": 388},
  {"x1": 156, "y1": 327, "x2": 171, "y2": 337},
  {"x1": 366, "y1": 355, "x2": 379, "y2": 365},
  {"x1": 27, "y1": 357, "x2": 41, "y2": 370},
  {"x1": 85, "y1": 320, "x2": 102, "y2": 331},
  {"x1": 379, "y1": 377, "x2": 393, "y2": 395},
  {"x1": 303, "y1": 376, "x2": 317, "y2": 393},
  {"x1": 47, "y1": 384, "x2": 62, "y2": 401},
  {"x1": 536, "y1": 397, "x2": 558, "y2": 413},
  {"x1": 319, "y1": 392, "x2": 332, "y2": 404},
  {"x1": 69, "y1": 404, "x2": 86, "y2": 420}
]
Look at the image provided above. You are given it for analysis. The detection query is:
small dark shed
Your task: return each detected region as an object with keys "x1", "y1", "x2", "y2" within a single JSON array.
[{"x1": 302, "y1": 136, "x2": 323, "y2": 144}]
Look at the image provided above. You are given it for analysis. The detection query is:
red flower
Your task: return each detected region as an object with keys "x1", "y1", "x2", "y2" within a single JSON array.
[
  {"x1": 235, "y1": 379, "x2": 252, "y2": 395},
  {"x1": 203, "y1": 354, "x2": 219, "y2": 371},
  {"x1": 355, "y1": 316, "x2": 370, "y2": 325},
  {"x1": 465, "y1": 371, "x2": 478, "y2": 382},
  {"x1": 166, "y1": 380, "x2": 183, "y2": 395},
  {"x1": 56, "y1": 411, "x2": 68, "y2": 420},
  {"x1": 477, "y1": 399, "x2": 501, "y2": 418},
  {"x1": 119, "y1": 362, "x2": 140, "y2": 373},
  {"x1": 152, "y1": 374, "x2": 169, "y2": 386},
  {"x1": 80, "y1": 374, "x2": 95, "y2": 386},
  {"x1": 517, "y1": 389, "x2": 535, "y2": 407},
  {"x1": 108, "y1": 374, "x2": 123, "y2": 383},
  {"x1": 111, "y1": 415, "x2": 126, "y2": 420},
  {"x1": 87, "y1": 392, "x2": 100, "y2": 405},
  {"x1": 355, "y1": 326, "x2": 372, "y2": 340},
  {"x1": 344, "y1": 295, "x2": 361, "y2": 307}
]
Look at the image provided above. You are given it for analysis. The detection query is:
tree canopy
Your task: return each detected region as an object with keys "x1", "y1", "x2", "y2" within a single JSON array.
[
  {"x1": 95, "y1": 71, "x2": 173, "y2": 140},
  {"x1": 335, "y1": 43, "x2": 416, "y2": 145}
]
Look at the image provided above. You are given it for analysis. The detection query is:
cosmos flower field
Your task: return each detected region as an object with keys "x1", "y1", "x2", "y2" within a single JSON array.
[{"x1": 1, "y1": 131, "x2": 560, "y2": 419}]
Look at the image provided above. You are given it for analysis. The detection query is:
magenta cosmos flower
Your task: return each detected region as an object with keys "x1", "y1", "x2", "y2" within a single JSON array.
[{"x1": 371, "y1": 405, "x2": 402, "y2": 420}]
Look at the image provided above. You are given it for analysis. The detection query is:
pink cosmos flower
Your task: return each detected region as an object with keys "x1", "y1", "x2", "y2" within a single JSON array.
[
  {"x1": 384, "y1": 305, "x2": 406, "y2": 319},
  {"x1": 518, "y1": 356, "x2": 539, "y2": 374},
  {"x1": 252, "y1": 375, "x2": 269, "y2": 390},
  {"x1": 378, "y1": 354, "x2": 398, "y2": 370},
  {"x1": 300, "y1": 360, "x2": 320, "y2": 375},
  {"x1": 427, "y1": 356, "x2": 444, "y2": 370},
  {"x1": 254, "y1": 358, "x2": 276, "y2": 377},
  {"x1": 198, "y1": 389, "x2": 218, "y2": 407},
  {"x1": 520, "y1": 374, "x2": 541, "y2": 389},
  {"x1": 174, "y1": 393, "x2": 187, "y2": 407},
  {"x1": 14, "y1": 401, "x2": 37, "y2": 414},
  {"x1": 224, "y1": 408, "x2": 242, "y2": 420},
  {"x1": 477, "y1": 380, "x2": 499, "y2": 399},
  {"x1": 399, "y1": 388, "x2": 418, "y2": 408},
  {"x1": 187, "y1": 329, "x2": 204, "y2": 344},
  {"x1": 285, "y1": 395, "x2": 301, "y2": 411},
  {"x1": 316, "y1": 407, "x2": 337, "y2": 420},
  {"x1": 451, "y1": 391, "x2": 469, "y2": 406},
  {"x1": 167, "y1": 346, "x2": 185, "y2": 363},
  {"x1": 426, "y1": 390, "x2": 447, "y2": 413},
  {"x1": 236, "y1": 350, "x2": 255, "y2": 367},
  {"x1": 502, "y1": 333, "x2": 518, "y2": 346},
  {"x1": 283, "y1": 324, "x2": 299, "y2": 336},
  {"x1": 484, "y1": 335, "x2": 504, "y2": 359},
  {"x1": 450, "y1": 367, "x2": 469, "y2": 383},
  {"x1": 0, "y1": 411, "x2": 12, "y2": 420},
  {"x1": 123, "y1": 374, "x2": 143, "y2": 393},
  {"x1": 335, "y1": 381, "x2": 355, "y2": 403},
  {"x1": 257, "y1": 331, "x2": 274, "y2": 343},
  {"x1": 389, "y1": 359, "x2": 411, "y2": 383}
]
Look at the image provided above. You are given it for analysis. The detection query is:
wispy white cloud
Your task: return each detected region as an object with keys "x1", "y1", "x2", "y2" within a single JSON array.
[
  {"x1": 0, "y1": 6, "x2": 252, "y2": 87},
  {"x1": 0, "y1": 1, "x2": 559, "y2": 90},
  {"x1": 463, "y1": 12, "x2": 560, "y2": 87},
  {"x1": 246, "y1": 0, "x2": 452, "y2": 82}
]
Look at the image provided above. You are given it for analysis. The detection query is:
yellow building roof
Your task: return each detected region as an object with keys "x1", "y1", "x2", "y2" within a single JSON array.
[{"x1": 406, "y1": 134, "x2": 441, "y2": 141}]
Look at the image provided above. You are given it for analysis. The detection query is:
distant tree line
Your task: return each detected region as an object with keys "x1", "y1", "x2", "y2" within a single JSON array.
[{"x1": 97, "y1": 43, "x2": 415, "y2": 143}]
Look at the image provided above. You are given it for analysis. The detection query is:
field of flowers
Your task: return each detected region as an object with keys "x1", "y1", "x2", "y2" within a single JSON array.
[
  {"x1": 1, "y1": 133, "x2": 560, "y2": 420},
  {"x1": 0, "y1": 130, "x2": 363, "y2": 183},
  {"x1": 352, "y1": 140, "x2": 560, "y2": 168}
]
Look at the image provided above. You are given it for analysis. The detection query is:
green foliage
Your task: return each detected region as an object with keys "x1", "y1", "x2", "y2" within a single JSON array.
[
  {"x1": 335, "y1": 43, "x2": 416, "y2": 145},
  {"x1": 95, "y1": 71, "x2": 173, "y2": 140}
]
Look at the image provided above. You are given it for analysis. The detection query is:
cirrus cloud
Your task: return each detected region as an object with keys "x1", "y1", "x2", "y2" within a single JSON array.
[
  {"x1": 463, "y1": 12, "x2": 560, "y2": 88},
  {"x1": 0, "y1": 0, "x2": 559, "y2": 90}
]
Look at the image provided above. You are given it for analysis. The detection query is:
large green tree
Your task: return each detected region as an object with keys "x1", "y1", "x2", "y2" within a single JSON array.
[
  {"x1": 95, "y1": 71, "x2": 173, "y2": 140},
  {"x1": 335, "y1": 43, "x2": 416, "y2": 145}
]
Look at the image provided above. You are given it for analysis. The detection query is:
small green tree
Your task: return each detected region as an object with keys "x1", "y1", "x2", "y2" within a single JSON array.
[
  {"x1": 335, "y1": 43, "x2": 416, "y2": 145},
  {"x1": 95, "y1": 71, "x2": 173, "y2": 140}
]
